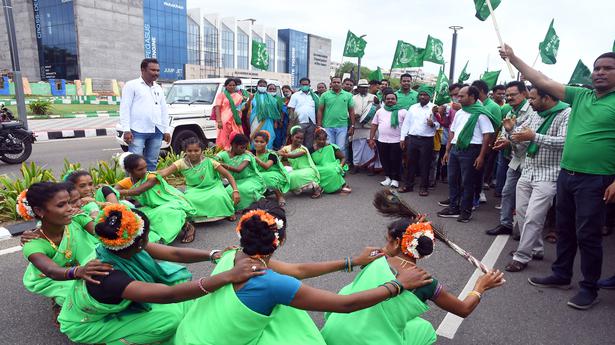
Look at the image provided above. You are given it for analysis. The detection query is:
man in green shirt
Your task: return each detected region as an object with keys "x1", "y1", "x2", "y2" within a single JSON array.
[
  {"x1": 500, "y1": 45, "x2": 615, "y2": 310},
  {"x1": 395, "y1": 73, "x2": 418, "y2": 110},
  {"x1": 317, "y1": 76, "x2": 355, "y2": 153}
]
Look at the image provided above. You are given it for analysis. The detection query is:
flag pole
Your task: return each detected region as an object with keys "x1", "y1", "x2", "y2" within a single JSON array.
[
  {"x1": 484, "y1": 0, "x2": 515, "y2": 78},
  {"x1": 531, "y1": 52, "x2": 540, "y2": 68}
]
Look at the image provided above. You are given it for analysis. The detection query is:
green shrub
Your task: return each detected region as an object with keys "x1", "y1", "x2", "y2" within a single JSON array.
[
  {"x1": 28, "y1": 100, "x2": 53, "y2": 115},
  {"x1": 0, "y1": 162, "x2": 56, "y2": 221}
]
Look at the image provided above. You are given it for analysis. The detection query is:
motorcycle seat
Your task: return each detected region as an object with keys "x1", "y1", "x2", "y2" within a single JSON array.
[{"x1": 1, "y1": 121, "x2": 23, "y2": 129}]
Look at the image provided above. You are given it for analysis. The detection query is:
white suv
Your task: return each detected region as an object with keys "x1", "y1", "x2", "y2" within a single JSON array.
[{"x1": 115, "y1": 78, "x2": 282, "y2": 152}]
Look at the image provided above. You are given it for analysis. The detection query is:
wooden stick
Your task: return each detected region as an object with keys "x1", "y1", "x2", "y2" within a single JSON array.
[{"x1": 485, "y1": 0, "x2": 516, "y2": 79}]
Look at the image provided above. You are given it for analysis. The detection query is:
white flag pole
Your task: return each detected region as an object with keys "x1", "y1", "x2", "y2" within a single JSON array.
[
  {"x1": 531, "y1": 52, "x2": 540, "y2": 68},
  {"x1": 485, "y1": 0, "x2": 516, "y2": 78}
]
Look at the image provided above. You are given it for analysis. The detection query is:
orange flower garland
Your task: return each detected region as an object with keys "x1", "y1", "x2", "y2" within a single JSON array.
[
  {"x1": 401, "y1": 222, "x2": 435, "y2": 259},
  {"x1": 16, "y1": 190, "x2": 34, "y2": 221},
  {"x1": 236, "y1": 209, "x2": 282, "y2": 249},
  {"x1": 98, "y1": 204, "x2": 144, "y2": 250}
]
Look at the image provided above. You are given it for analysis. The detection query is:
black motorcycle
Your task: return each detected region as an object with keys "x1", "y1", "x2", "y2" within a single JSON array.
[{"x1": 0, "y1": 121, "x2": 35, "y2": 164}]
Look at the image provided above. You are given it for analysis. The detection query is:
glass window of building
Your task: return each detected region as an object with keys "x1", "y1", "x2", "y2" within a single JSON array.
[
  {"x1": 277, "y1": 36, "x2": 287, "y2": 73},
  {"x1": 187, "y1": 16, "x2": 200, "y2": 65},
  {"x1": 266, "y1": 35, "x2": 275, "y2": 72},
  {"x1": 203, "y1": 19, "x2": 218, "y2": 68},
  {"x1": 31, "y1": 0, "x2": 79, "y2": 80},
  {"x1": 221, "y1": 24, "x2": 234, "y2": 69},
  {"x1": 237, "y1": 29, "x2": 249, "y2": 70},
  {"x1": 252, "y1": 32, "x2": 262, "y2": 43}
]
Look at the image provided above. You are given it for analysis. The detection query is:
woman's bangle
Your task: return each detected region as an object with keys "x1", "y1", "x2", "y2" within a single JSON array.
[
  {"x1": 209, "y1": 250, "x2": 221, "y2": 263},
  {"x1": 468, "y1": 290, "x2": 482, "y2": 300},
  {"x1": 342, "y1": 257, "x2": 353, "y2": 272},
  {"x1": 380, "y1": 283, "x2": 395, "y2": 298},
  {"x1": 197, "y1": 277, "x2": 210, "y2": 294},
  {"x1": 232, "y1": 189, "x2": 239, "y2": 193}
]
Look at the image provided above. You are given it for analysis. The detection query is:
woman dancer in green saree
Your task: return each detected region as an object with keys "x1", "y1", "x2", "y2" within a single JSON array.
[
  {"x1": 158, "y1": 138, "x2": 240, "y2": 221},
  {"x1": 311, "y1": 128, "x2": 352, "y2": 194},
  {"x1": 251, "y1": 130, "x2": 290, "y2": 207},
  {"x1": 321, "y1": 199, "x2": 505, "y2": 345},
  {"x1": 19, "y1": 182, "x2": 112, "y2": 319},
  {"x1": 58, "y1": 204, "x2": 264, "y2": 345},
  {"x1": 216, "y1": 133, "x2": 267, "y2": 211},
  {"x1": 116, "y1": 154, "x2": 197, "y2": 244},
  {"x1": 175, "y1": 200, "x2": 432, "y2": 345},
  {"x1": 278, "y1": 126, "x2": 322, "y2": 198}
]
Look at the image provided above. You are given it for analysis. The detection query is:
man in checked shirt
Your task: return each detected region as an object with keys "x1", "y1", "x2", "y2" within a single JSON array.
[{"x1": 503, "y1": 87, "x2": 570, "y2": 273}]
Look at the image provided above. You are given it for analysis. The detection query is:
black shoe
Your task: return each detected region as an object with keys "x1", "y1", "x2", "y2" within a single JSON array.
[
  {"x1": 348, "y1": 166, "x2": 359, "y2": 175},
  {"x1": 528, "y1": 276, "x2": 571, "y2": 290},
  {"x1": 457, "y1": 212, "x2": 472, "y2": 223},
  {"x1": 437, "y1": 207, "x2": 460, "y2": 218},
  {"x1": 485, "y1": 224, "x2": 513, "y2": 236},
  {"x1": 438, "y1": 199, "x2": 450, "y2": 207},
  {"x1": 568, "y1": 291, "x2": 599, "y2": 310},
  {"x1": 512, "y1": 233, "x2": 521, "y2": 241},
  {"x1": 509, "y1": 250, "x2": 543, "y2": 261}
]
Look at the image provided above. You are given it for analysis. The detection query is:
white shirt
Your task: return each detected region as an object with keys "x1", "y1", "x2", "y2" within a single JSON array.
[
  {"x1": 450, "y1": 108, "x2": 494, "y2": 145},
  {"x1": 399, "y1": 102, "x2": 439, "y2": 139},
  {"x1": 288, "y1": 91, "x2": 316, "y2": 124},
  {"x1": 352, "y1": 93, "x2": 375, "y2": 139},
  {"x1": 119, "y1": 77, "x2": 169, "y2": 133}
]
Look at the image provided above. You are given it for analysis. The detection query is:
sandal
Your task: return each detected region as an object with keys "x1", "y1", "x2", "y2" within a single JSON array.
[
  {"x1": 181, "y1": 222, "x2": 196, "y2": 243},
  {"x1": 227, "y1": 214, "x2": 237, "y2": 221},
  {"x1": 278, "y1": 198, "x2": 287, "y2": 207},
  {"x1": 419, "y1": 190, "x2": 429, "y2": 197},
  {"x1": 340, "y1": 186, "x2": 352, "y2": 194},
  {"x1": 545, "y1": 231, "x2": 557, "y2": 244},
  {"x1": 398, "y1": 186, "x2": 413, "y2": 193},
  {"x1": 311, "y1": 186, "x2": 323, "y2": 199},
  {"x1": 504, "y1": 260, "x2": 527, "y2": 272}
]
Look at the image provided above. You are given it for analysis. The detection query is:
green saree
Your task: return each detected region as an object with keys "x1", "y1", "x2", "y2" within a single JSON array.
[
  {"x1": 58, "y1": 247, "x2": 193, "y2": 345},
  {"x1": 282, "y1": 145, "x2": 320, "y2": 191},
  {"x1": 216, "y1": 151, "x2": 266, "y2": 211},
  {"x1": 310, "y1": 144, "x2": 346, "y2": 193},
  {"x1": 131, "y1": 173, "x2": 196, "y2": 244},
  {"x1": 321, "y1": 257, "x2": 436, "y2": 345},
  {"x1": 179, "y1": 157, "x2": 235, "y2": 218},
  {"x1": 256, "y1": 150, "x2": 291, "y2": 193},
  {"x1": 22, "y1": 220, "x2": 97, "y2": 306},
  {"x1": 175, "y1": 250, "x2": 326, "y2": 345}
]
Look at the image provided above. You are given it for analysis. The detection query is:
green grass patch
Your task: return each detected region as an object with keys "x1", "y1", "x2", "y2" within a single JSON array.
[{"x1": 6, "y1": 103, "x2": 118, "y2": 116}]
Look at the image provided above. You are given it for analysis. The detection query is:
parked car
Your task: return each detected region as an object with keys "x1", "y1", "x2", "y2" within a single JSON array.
[{"x1": 115, "y1": 78, "x2": 282, "y2": 153}]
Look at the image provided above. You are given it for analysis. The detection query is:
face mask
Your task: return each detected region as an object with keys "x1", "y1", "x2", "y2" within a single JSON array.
[
  {"x1": 237, "y1": 85, "x2": 244, "y2": 90},
  {"x1": 300, "y1": 85, "x2": 311, "y2": 92},
  {"x1": 451, "y1": 97, "x2": 459, "y2": 103},
  {"x1": 267, "y1": 91, "x2": 277, "y2": 96},
  {"x1": 283, "y1": 92, "x2": 291, "y2": 98},
  {"x1": 257, "y1": 86, "x2": 267, "y2": 93}
]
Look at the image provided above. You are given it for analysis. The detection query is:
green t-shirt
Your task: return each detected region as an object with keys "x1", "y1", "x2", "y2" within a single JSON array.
[
  {"x1": 562, "y1": 86, "x2": 615, "y2": 175},
  {"x1": 320, "y1": 90, "x2": 354, "y2": 128},
  {"x1": 23, "y1": 238, "x2": 55, "y2": 259},
  {"x1": 395, "y1": 89, "x2": 418, "y2": 110},
  {"x1": 483, "y1": 98, "x2": 503, "y2": 123}
]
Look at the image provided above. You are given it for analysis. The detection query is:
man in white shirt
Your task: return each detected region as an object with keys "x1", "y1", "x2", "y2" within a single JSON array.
[
  {"x1": 438, "y1": 85, "x2": 495, "y2": 223},
  {"x1": 399, "y1": 85, "x2": 439, "y2": 196},
  {"x1": 119, "y1": 58, "x2": 170, "y2": 171},
  {"x1": 288, "y1": 77, "x2": 318, "y2": 149},
  {"x1": 350, "y1": 79, "x2": 379, "y2": 174}
]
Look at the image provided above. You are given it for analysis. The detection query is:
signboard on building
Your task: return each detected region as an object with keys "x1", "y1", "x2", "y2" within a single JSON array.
[{"x1": 308, "y1": 35, "x2": 332, "y2": 89}]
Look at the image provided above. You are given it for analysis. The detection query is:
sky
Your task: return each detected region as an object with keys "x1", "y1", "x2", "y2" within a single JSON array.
[{"x1": 188, "y1": 0, "x2": 615, "y2": 84}]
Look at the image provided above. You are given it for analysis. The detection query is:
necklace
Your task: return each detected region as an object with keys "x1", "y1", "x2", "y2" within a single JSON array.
[
  {"x1": 40, "y1": 226, "x2": 72, "y2": 260},
  {"x1": 395, "y1": 256, "x2": 416, "y2": 268},
  {"x1": 185, "y1": 156, "x2": 203, "y2": 169}
]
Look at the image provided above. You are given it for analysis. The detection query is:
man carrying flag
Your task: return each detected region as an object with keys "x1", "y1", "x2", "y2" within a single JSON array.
[
  {"x1": 500, "y1": 45, "x2": 615, "y2": 310},
  {"x1": 438, "y1": 85, "x2": 497, "y2": 223}
]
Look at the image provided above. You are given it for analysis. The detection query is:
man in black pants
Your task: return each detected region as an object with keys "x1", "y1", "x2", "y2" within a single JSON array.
[
  {"x1": 501, "y1": 46, "x2": 615, "y2": 310},
  {"x1": 399, "y1": 86, "x2": 438, "y2": 196}
]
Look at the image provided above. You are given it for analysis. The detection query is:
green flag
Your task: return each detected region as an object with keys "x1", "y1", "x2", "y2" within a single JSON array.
[
  {"x1": 538, "y1": 19, "x2": 560, "y2": 65},
  {"x1": 251, "y1": 40, "x2": 269, "y2": 70},
  {"x1": 481, "y1": 70, "x2": 501, "y2": 89},
  {"x1": 458, "y1": 61, "x2": 471, "y2": 83},
  {"x1": 343, "y1": 31, "x2": 367, "y2": 58},
  {"x1": 423, "y1": 35, "x2": 445, "y2": 64},
  {"x1": 391, "y1": 40, "x2": 424, "y2": 69},
  {"x1": 474, "y1": 0, "x2": 502, "y2": 21},
  {"x1": 435, "y1": 68, "x2": 451, "y2": 105},
  {"x1": 368, "y1": 67, "x2": 384, "y2": 81},
  {"x1": 568, "y1": 59, "x2": 592, "y2": 85}
]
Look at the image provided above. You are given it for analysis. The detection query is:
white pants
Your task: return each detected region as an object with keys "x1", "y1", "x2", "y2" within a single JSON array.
[{"x1": 513, "y1": 178, "x2": 557, "y2": 263}]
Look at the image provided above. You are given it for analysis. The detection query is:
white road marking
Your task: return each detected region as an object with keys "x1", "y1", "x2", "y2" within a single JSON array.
[
  {"x1": 435, "y1": 234, "x2": 509, "y2": 339},
  {"x1": 0, "y1": 227, "x2": 10, "y2": 240},
  {"x1": 33, "y1": 136, "x2": 113, "y2": 144},
  {"x1": 0, "y1": 246, "x2": 21, "y2": 256},
  {"x1": 102, "y1": 148, "x2": 121, "y2": 151}
]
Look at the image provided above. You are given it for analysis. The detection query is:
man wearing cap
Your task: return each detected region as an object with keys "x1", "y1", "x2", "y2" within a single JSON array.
[
  {"x1": 399, "y1": 85, "x2": 439, "y2": 196},
  {"x1": 350, "y1": 79, "x2": 380, "y2": 174}
]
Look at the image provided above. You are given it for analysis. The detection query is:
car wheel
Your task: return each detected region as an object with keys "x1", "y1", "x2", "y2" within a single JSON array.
[{"x1": 171, "y1": 128, "x2": 205, "y2": 153}]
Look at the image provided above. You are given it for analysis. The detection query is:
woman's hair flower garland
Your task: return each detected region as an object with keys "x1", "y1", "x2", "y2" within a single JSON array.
[
  {"x1": 16, "y1": 190, "x2": 35, "y2": 221},
  {"x1": 401, "y1": 222, "x2": 435, "y2": 259},
  {"x1": 98, "y1": 204, "x2": 144, "y2": 251}
]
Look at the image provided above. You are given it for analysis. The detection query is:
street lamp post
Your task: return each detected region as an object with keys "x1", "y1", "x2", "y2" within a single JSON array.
[
  {"x1": 448, "y1": 26, "x2": 463, "y2": 82},
  {"x1": 357, "y1": 34, "x2": 367, "y2": 83},
  {"x1": 2, "y1": 0, "x2": 27, "y2": 129}
]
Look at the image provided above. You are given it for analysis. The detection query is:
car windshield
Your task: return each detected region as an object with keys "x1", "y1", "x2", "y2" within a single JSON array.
[{"x1": 166, "y1": 83, "x2": 218, "y2": 104}]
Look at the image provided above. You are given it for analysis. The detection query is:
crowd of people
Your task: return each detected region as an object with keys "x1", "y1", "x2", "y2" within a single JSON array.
[{"x1": 13, "y1": 44, "x2": 615, "y2": 344}]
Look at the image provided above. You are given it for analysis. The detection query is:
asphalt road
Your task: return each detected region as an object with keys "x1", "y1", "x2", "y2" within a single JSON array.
[
  {"x1": 0, "y1": 136, "x2": 122, "y2": 178},
  {"x1": 1, "y1": 145, "x2": 614, "y2": 344}
]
